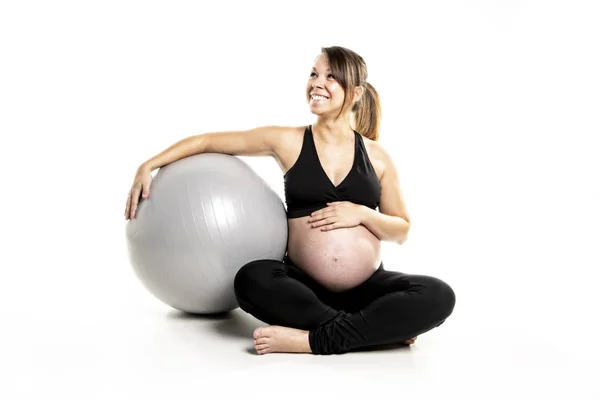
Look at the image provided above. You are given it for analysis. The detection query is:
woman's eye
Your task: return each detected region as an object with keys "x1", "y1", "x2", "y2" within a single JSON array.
[{"x1": 310, "y1": 72, "x2": 335, "y2": 79}]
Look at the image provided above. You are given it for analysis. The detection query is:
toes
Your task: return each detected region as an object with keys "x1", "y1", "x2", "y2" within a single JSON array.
[
  {"x1": 255, "y1": 337, "x2": 269, "y2": 345},
  {"x1": 255, "y1": 344, "x2": 270, "y2": 355},
  {"x1": 253, "y1": 327, "x2": 263, "y2": 340},
  {"x1": 254, "y1": 326, "x2": 277, "y2": 340},
  {"x1": 403, "y1": 337, "x2": 416, "y2": 345}
]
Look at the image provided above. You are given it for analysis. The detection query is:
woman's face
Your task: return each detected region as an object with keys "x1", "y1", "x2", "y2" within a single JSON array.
[{"x1": 306, "y1": 54, "x2": 346, "y2": 116}]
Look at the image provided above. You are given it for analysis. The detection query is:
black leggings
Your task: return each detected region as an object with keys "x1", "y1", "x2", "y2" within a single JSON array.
[{"x1": 233, "y1": 254, "x2": 456, "y2": 355}]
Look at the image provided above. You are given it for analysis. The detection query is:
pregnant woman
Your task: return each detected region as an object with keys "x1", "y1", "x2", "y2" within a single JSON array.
[{"x1": 125, "y1": 46, "x2": 456, "y2": 355}]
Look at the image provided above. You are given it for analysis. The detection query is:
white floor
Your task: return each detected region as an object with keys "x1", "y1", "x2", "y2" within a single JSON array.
[{"x1": 3, "y1": 240, "x2": 599, "y2": 399}]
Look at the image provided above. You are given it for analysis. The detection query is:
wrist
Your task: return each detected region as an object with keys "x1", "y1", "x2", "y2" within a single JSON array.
[
  {"x1": 140, "y1": 162, "x2": 154, "y2": 172},
  {"x1": 359, "y1": 204, "x2": 373, "y2": 224}
]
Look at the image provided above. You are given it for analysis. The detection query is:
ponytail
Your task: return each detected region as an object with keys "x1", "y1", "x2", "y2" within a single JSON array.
[{"x1": 352, "y1": 82, "x2": 381, "y2": 141}]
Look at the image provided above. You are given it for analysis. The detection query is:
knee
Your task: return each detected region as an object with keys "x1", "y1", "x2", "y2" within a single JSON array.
[
  {"x1": 233, "y1": 260, "x2": 261, "y2": 299},
  {"x1": 418, "y1": 275, "x2": 456, "y2": 320},
  {"x1": 431, "y1": 277, "x2": 456, "y2": 319},
  {"x1": 233, "y1": 259, "x2": 281, "y2": 301}
]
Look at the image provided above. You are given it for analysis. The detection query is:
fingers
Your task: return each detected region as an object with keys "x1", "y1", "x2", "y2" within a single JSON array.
[
  {"x1": 129, "y1": 186, "x2": 141, "y2": 219},
  {"x1": 320, "y1": 222, "x2": 337, "y2": 231},
  {"x1": 310, "y1": 217, "x2": 329, "y2": 227},
  {"x1": 125, "y1": 192, "x2": 131, "y2": 219},
  {"x1": 139, "y1": 185, "x2": 148, "y2": 200},
  {"x1": 142, "y1": 181, "x2": 150, "y2": 199},
  {"x1": 128, "y1": 181, "x2": 154, "y2": 219},
  {"x1": 125, "y1": 186, "x2": 141, "y2": 220},
  {"x1": 308, "y1": 211, "x2": 333, "y2": 222},
  {"x1": 125, "y1": 168, "x2": 153, "y2": 220}
]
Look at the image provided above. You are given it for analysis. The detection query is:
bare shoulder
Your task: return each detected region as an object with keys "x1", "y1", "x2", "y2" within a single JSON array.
[
  {"x1": 272, "y1": 125, "x2": 307, "y2": 173},
  {"x1": 274, "y1": 125, "x2": 305, "y2": 146},
  {"x1": 361, "y1": 136, "x2": 388, "y2": 182},
  {"x1": 272, "y1": 125, "x2": 305, "y2": 155}
]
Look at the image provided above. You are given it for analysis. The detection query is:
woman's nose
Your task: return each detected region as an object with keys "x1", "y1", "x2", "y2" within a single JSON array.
[{"x1": 313, "y1": 75, "x2": 325, "y2": 88}]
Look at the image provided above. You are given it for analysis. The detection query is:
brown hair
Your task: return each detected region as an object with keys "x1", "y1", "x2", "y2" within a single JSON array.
[{"x1": 321, "y1": 46, "x2": 382, "y2": 141}]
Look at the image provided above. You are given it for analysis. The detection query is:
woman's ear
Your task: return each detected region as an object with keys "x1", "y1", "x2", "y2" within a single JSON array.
[{"x1": 353, "y1": 85, "x2": 365, "y2": 103}]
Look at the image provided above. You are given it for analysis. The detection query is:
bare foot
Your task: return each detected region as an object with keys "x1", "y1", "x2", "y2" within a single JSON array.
[
  {"x1": 253, "y1": 325, "x2": 312, "y2": 355},
  {"x1": 404, "y1": 336, "x2": 418, "y2": 345}
]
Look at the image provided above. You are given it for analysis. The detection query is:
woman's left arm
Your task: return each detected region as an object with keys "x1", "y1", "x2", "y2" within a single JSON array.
[
  {"x1": 361, "y1": 144, "x2": 411, "y2": 245},
  {"x1": 360, "y1": 206, "x2": 410, "y2": 244}
]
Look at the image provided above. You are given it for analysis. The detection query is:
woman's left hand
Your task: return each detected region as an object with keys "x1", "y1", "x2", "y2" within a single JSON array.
[{"x1": 307, "y1": 201, "x2": 366, "y2": 231}]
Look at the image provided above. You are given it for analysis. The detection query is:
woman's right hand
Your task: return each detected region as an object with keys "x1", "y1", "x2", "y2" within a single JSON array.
[{"x1": 125, "y1": 164, "x2": 153, "y2": 220}]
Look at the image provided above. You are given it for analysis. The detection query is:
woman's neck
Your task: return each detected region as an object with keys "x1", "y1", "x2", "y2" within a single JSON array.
[{"x1": 312, "y1": 117, "x2": 354, "y2": 144}]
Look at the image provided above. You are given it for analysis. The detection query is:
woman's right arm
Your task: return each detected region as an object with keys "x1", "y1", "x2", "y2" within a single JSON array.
[{"x1": 125, "y1": 125, "x2": 289, "y2": 220}]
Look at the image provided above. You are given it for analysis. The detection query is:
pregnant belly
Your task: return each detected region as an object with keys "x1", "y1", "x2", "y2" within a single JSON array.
[{"x1": 286, "y1": 216, "x2": 382, "y2": 292}]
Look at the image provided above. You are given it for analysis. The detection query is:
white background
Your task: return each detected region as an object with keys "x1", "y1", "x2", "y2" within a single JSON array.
[{"x1": 1, "y1": 0, "x2": 599, "y2": 398}]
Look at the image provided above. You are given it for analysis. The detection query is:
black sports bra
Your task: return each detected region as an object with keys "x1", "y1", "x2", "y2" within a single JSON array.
[{"x1": 283, "y1": 125, "x2": 381, "y2": 219}]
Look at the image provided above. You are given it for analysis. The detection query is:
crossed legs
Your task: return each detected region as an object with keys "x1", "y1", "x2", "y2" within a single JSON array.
[{"x1": 233, "y1": 256, "x2": 456, "y2": 355}]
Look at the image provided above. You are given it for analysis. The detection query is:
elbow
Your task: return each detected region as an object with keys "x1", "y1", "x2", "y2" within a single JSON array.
[
  {"x1": 396, "y1": 222, "x2": 410, "y2": 245},
  {"x1": 396, "y1": 236, "x2": 409, "y2": 246}
]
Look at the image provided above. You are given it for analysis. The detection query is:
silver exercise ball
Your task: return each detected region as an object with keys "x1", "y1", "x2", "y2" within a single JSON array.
[{"x1": 125, "y1": 153, "x2": 288, "y2": 314}]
